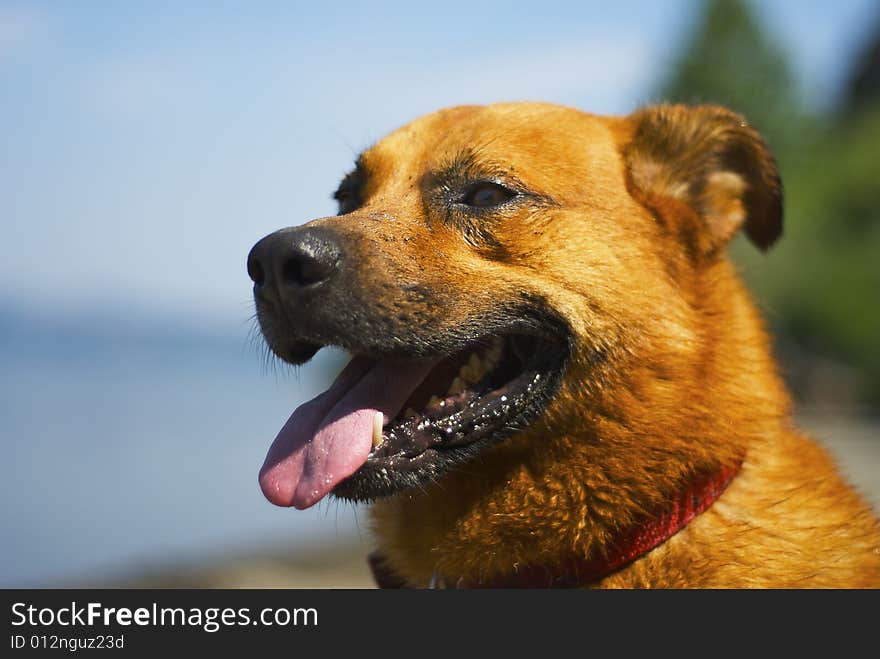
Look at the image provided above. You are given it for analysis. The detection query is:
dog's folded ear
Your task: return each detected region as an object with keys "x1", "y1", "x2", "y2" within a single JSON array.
[{"x1": 623, "y1": 104, "x2": 783, "y2": 256}]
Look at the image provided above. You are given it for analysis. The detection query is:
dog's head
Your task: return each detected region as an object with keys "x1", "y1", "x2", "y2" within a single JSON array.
[{"x1": 248, "y1": 102, "x2": 782, "y2": 509}]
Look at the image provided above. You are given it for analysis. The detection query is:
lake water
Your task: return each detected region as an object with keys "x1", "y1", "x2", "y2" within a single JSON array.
[{"x1": 0, "y1": 311, "x2": 364, "y2": 587}]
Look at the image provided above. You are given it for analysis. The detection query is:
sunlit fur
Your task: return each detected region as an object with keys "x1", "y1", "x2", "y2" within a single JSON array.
[{"x1": 306, "y1": 102, "x2": 880, "y2": 588}]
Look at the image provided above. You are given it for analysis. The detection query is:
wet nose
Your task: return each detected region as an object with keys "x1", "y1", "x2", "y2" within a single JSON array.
[{"x1": 247, "y1": 227, "x2": 342, "y2": 297}]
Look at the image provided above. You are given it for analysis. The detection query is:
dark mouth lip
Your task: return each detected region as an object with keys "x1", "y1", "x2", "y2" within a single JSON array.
[{"x1": 331, "y1": 330, "x2": 569, "y2": 502}]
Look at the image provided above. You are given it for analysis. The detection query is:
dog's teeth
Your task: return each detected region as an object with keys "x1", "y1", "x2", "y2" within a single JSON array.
[
  {"x1": 459, "y1": 363, "x2": 481, "y2": 383},
  {"x1": 461, "y1": 354, "x2": 488, "y2": 383},
  {"x1": 448, "y1": 377, "x2": 465, "y2": 395},
  {"x1": 428, "y1": 395, "x2": 441, "y2": 408},
  {"x1": 404, "y1": 407, "x2": 418, "y2": 419},
  {"x1": 486, "y1": 342, "x2": 503, "y2": 366},
  {"x1": 372, "y1": 411, "x2": 384, "y2": 450}
]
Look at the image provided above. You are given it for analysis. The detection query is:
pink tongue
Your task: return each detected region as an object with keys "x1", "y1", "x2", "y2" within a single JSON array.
[{"x1": 259, "y1": 356, "x2": 437, "y2": 509}]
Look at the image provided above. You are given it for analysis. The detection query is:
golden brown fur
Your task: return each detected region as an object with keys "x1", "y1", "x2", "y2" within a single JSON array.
[{"x1": 321, "y1": 102, "x2": 880, "y2": 587}]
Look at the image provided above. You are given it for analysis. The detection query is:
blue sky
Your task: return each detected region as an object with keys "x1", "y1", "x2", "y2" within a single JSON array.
[{"x1": 1, "y1": 0, "x2": 877, "y2": 330}]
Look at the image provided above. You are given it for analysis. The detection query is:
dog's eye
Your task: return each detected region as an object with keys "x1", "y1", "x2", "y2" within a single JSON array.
[{"x1": 461, "y1": 182, "x2": 516, "y2": 209}]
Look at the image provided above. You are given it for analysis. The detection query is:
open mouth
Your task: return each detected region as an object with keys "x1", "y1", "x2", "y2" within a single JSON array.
[{"x1": 258, "y1": 332, "x2": 567, "y2": 508}]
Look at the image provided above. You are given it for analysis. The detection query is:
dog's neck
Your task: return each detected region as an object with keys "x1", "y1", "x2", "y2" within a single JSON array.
[{"x1": 370, "y1": 458, "x2": 742, "y2": 588}]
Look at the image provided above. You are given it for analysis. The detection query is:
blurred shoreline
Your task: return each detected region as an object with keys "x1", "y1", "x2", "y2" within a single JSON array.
[{"x1": 90, "y1": 536, "x2": 377, "y2": 590}]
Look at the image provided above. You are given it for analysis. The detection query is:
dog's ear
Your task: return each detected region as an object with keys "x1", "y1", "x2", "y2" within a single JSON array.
[{"x1": 623, "y1": 104, "x2": 783, "y2": 256}]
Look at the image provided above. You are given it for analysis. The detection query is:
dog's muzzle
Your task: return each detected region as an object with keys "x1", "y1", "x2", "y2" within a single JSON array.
[{"x1": 246, "y1": 222, "x2": 570, "y2": 508}]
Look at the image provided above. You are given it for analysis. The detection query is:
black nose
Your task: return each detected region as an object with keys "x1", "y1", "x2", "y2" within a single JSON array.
[{"x1": 247, "y1": 227, "x2": 342, "y2": 297}]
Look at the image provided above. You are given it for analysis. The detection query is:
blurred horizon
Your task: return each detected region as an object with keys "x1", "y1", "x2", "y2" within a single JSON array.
[{"x1": 2, "y1": 0, "x2": 879, "y2": 587}]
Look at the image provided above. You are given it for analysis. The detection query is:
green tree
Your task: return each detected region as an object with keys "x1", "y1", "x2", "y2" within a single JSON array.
[{"x1": 842, "y1": 15, "x2": 880, "y2": 116}]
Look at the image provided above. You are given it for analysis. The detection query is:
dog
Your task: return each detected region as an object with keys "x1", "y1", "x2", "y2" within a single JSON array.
[{"x1": 247, "y1": 102, "x2": 880, "y2": 588}]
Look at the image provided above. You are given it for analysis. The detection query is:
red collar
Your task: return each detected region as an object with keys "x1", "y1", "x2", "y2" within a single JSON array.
[{"x1": 370, "y1": 460, "x2": 741, "y2": 589}]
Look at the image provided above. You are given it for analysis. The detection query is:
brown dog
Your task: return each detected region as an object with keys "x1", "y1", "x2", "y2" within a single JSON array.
[{"x1": 248, "y1": 102, "x2": 880, "y2": 588}]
